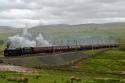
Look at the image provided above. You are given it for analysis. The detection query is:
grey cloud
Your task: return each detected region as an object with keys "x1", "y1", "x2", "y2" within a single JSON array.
[
  {"x1": 93, "y1": 0, "x2": 122, "y2": 3},
  {"x1": 0, "y1": 0, "x2": 125, "y2": 27}
]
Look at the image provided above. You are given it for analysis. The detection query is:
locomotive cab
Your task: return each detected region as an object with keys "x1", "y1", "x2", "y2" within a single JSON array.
[{"x1": 4, "y1": 48, "x2": 9, "y2": 57}]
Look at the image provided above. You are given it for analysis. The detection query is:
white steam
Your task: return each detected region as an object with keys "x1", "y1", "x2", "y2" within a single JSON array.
[
  {"x1": 7, "y1": 28, "x2": 51, "y2": 48},
  {"x1": 36, "y1": 34, "x2": 51, "y2": 47},
  {"x1": 8, "y1": 35, "x2": 36, "y2": 48}
]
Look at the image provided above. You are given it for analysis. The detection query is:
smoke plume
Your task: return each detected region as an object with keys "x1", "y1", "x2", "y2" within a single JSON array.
[{"x1": 7, "y1": 28, "x2": 51, "y2": 48}]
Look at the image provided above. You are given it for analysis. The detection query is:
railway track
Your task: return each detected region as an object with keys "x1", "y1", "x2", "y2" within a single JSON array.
[
  {"x1": 0, "y1": 51, "x2": 82, "y2": 60},
  {"x1": 4, "y1": 44, "x2": 119, "y2": 57}
]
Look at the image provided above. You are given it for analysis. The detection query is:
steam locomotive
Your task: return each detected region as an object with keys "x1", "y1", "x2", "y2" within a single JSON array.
[{"x1": 4, "y1": 44, "x2": 119, "y2": 57}]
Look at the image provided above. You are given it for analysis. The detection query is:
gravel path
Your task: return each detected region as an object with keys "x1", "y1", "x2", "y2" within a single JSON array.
[{"x1": 0, "y1": 64, "x2": 38, "y2": 73}]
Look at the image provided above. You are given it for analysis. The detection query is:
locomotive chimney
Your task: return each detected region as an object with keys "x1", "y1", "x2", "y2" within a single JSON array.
[{"x1": 6, "y1": 41, "x2": 11, "y2": 48}]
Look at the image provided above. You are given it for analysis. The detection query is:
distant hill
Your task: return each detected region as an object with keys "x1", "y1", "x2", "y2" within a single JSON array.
[
  {"x1": 0, "y1": 22, "x2": 125, "y2": 34},
  {"x1": 29, "y1": 22, "x2": 125, "y2": 34},
  {"x1": 29, "y1": 22, "x2": 125, "y2": 43},
  {"x1": 0, "y1": 26, "x2": 21, "y2": 34},
  {"x1": 0, "y1": 22, "x2": 125, "y2": 43},
  {"x1": 30, "y1": 22, "x2": 125, "y2": 30}
]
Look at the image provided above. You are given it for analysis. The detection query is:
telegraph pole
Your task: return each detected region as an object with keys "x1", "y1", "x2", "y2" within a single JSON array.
[
  {"x1": 52, "y1": 41, "x2": 55, "y2": 54},
  {"x1": 91, "y1": 39, "x2": 94, "y2": 56}
]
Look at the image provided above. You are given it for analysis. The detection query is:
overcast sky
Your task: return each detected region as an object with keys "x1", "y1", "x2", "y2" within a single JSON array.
[{"x1": 0, "y1": 0, "x2": 125, "y2": 28}]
